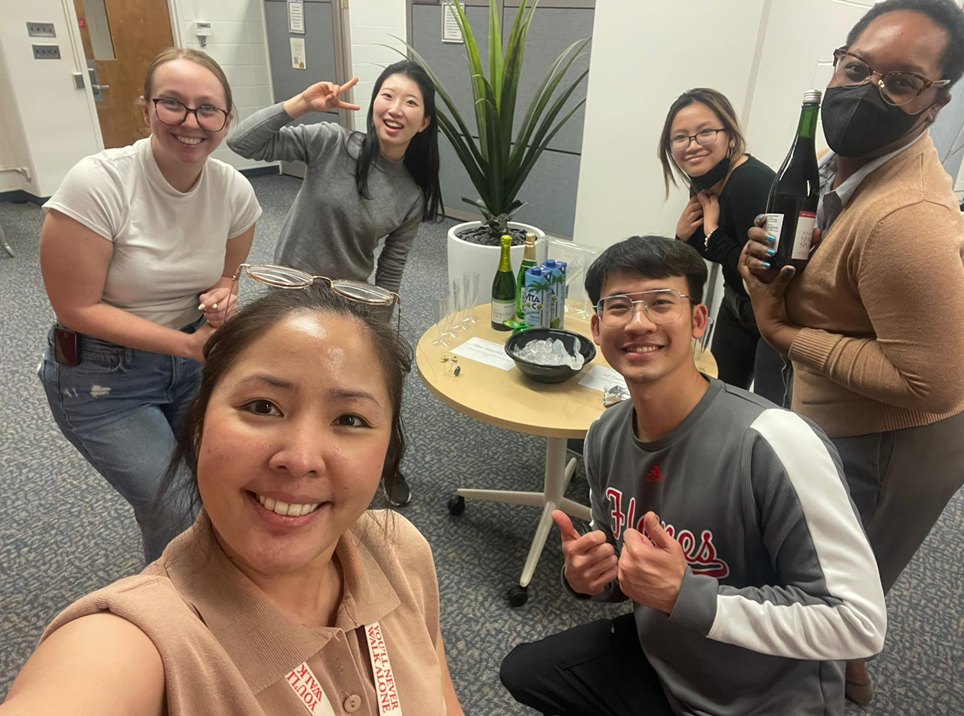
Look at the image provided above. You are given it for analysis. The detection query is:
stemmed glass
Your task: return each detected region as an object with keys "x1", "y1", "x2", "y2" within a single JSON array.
[
  {"x1": 449, "y1": 279, "x2": 465, "y2": 336},
  {"x1": 433, "y1": 291, "x2": 454, "y2": 347},
  {"x1": 565, "y1": 257, "x2": 589, "y2": 319},
  {"x1": 462, "y1": 272, "x2": 480, "y2": 327},
  {"x1": 692, "y1": 317, "x2": 716, "y2": 363}
]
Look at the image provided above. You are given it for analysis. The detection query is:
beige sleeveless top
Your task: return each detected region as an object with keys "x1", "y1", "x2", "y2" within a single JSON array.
[{"x1": 42, "y1": 511, "x2": 446, "y2": 715}]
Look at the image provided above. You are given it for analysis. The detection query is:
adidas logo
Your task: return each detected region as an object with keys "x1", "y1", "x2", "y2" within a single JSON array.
[{"x1": 645, "y1": 465, "x2": 663, "y2": 483}]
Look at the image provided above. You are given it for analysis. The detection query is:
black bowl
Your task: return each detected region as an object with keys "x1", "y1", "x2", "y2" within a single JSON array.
[{"x1": 504, "y1": 328, "x2": 596, "y2": 384}]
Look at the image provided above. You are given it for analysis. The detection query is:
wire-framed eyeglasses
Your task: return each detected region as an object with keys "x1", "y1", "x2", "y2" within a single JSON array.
[
  {"x1": 832, "y1": 48, "x2": 950, "y2": 112},
  {"x1": 229, "y1": 263, "x2": 401, "y2": 332},
  {"x1": 670, "y1": 128, "x2": 726, "y2": 152},
  {"x1": 595, "y1": 289, "x2": 691, "y2": 328},
  {"x1": 153, "y1": 97, "x2": 229, "y2": 132}
]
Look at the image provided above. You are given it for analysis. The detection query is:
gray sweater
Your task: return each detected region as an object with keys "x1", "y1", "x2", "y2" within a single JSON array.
[
  {"x1": 228, "y1": 104, "x2": 423, "y2": 295},
  {"x1": 579, "y1": 379, "x2": 887, "y2": 715}
]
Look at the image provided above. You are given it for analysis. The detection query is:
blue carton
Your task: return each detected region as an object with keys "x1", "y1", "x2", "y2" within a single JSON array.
[
  {"x1": 522, "y1": 267, "x2": 550, "y2": 329},
  {"x1": 541, "y1": 259, "x2": 567, "y2": 328}
]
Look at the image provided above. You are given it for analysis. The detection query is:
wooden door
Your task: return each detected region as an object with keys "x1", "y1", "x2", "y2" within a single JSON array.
[{"x1": 73, "y1": 0, "x2": 175, "y2": 148}]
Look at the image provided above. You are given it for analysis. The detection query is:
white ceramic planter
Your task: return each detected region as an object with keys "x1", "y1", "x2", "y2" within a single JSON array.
[{"x1": 446, "y1": 221, "x2": 548, "y2": 302}]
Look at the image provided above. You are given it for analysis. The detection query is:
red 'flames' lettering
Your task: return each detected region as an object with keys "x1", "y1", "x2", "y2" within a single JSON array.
[
  {"x1": 607, "y1": 488, "x2": 625, "y2": 539},
  {"x1": 606, "y1": 489, "x2": 730, "y2": 578},
  {"x1": 662, "y1": 523, "x2": 730, "y2": 578}
]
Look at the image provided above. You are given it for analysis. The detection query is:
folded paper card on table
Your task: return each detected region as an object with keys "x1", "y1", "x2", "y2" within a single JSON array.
[
  {"x1": 451, "y1": 337, "x2": 515, "y2": 371},
  {"x1": 578, "y1": 365, "x2": 628, "y2": 393}
]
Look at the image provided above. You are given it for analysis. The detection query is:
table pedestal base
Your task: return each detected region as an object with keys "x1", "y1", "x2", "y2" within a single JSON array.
[{"x1": 456, "y1": 436, "x2": 591, "y2": 591}]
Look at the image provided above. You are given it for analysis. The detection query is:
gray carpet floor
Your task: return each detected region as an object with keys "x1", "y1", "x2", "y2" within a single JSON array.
[{"x1": 1, "y1": 174, "x2": 962, "y2": 714}]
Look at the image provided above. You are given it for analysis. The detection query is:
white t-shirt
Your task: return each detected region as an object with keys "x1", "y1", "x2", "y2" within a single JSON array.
[{"x1": 44, "y1": 137, "x2": 262, "y2": 329}]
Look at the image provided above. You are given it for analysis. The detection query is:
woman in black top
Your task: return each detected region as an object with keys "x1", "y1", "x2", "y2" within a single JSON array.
[{"x1": 658, "y1": 88, "x2": 785, "y2": 404}]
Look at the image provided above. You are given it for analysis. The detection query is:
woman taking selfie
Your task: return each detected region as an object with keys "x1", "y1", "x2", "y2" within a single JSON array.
[
  {"x1": 4, "y1": 287, "x2": 464, "y2": 715},
  {"x1": 38, "y1": 48, "x2": 261, "y2": 562},
  {"x1": 229, "y1": 59, "x2": 443, "y2": 507},
  {"x1": 658, "y1": 88, "x2": 785, "y2": 404}
]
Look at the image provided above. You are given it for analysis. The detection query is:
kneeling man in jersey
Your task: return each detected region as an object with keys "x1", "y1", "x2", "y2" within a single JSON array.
[{"x1": 500, "y1": 236, "x2": 886, "y2": 716}]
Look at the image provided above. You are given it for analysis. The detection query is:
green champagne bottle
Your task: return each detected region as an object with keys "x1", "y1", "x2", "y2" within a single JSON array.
[
  {"x1": 491, "y1": 234, "x2": 516, "y2": 331},
  {"x1": 515, "y1": 231, "x2": 538, "y2": 319}
]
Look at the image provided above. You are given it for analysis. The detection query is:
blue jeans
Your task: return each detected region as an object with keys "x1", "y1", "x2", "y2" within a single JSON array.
[{"x1": 39, "y1": 326, "x2": 202, "y2": 562}]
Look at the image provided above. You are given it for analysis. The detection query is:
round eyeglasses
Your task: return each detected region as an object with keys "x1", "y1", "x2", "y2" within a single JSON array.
[
  {"x1": 595, "y1": 289, "x2": 690, "y2": 328},
  {"x1": 832, "y1": 48, "x2": 950, "y2": 112},
  {"x1": 153, "y1": 97, "x2": 229, "y2": 132},
  {"x1": 229, "y1": 263, "x2": 401, "y2": 333},
  {"x1": 670, "y1": 128, "x2": 725, "y2": 153}
]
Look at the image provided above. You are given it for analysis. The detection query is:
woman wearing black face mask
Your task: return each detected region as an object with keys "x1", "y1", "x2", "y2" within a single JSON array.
[
  {"x1": 739, "y1": 1, "x2": 964, "y2": 704},
  {"x1": 659, "y1": 88, "x2": 785, "y2": 404}
]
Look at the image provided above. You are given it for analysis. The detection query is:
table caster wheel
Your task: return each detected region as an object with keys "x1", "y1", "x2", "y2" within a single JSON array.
[
  {"x1": 447, "y1": 495, "x2": 466, "y2": 515},
  {"x1": 507, "y1": 585, "x2": 528, "y2": 608}
]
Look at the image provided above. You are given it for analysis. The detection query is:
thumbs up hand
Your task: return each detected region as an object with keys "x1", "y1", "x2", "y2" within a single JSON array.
[
  {"x1": 552, "y1": 510, "x2": 618, "y2": 597},
  {"x1": 617, "y1": 512, "x2": 687, "y2": 614}
]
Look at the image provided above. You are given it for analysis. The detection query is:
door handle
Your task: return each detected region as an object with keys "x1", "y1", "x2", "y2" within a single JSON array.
[{"x1": 92, "y1": 84, "x2": 110, "y2": 91}]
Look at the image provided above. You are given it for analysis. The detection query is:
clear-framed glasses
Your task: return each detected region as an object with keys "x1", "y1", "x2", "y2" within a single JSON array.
[
  {"x1": 670, "y1": 128, "x2": 726, "y2": 152},
  {"x1": 595, "y1": 289, "x2": 690, "y2": 328},
  {"x1": 153, "y1": 97, "x2": 229, "y2": 132},
  {"x1": 832, "y1": 48, "x2": 950, "y2": 112},
  {"x1": 229, "y1": 263, "x2": 401, "y2": 332}
]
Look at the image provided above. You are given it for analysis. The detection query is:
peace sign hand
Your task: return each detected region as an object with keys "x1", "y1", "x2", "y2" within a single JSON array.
[{"x1": 284, "y1": 77, "x2": 361, "y2": 119}]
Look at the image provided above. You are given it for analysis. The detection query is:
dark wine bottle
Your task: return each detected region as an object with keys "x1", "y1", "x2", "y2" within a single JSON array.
[
  {"x1": 491, "y1": 234, "x2": 516, "y2": 331},
  {"x1": 764, "y1": 89, "x2": 821, "y2": 271}
]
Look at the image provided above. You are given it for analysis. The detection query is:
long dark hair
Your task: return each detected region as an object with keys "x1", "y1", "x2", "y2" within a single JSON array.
[
  {"x1": 152, "y1": 287, "x2": 412, "y2": 531},
  {"x1": 353, "y1": 60, "x2": 443, "y2": 222},
  {"x1": 657, "y1": 88, "x2": 746, "y2": 199}
]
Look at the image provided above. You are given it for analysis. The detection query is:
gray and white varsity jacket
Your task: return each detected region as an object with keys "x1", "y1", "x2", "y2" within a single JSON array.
[{"x1": 581, "y1": 378, "x2": 886, "y2": 715}]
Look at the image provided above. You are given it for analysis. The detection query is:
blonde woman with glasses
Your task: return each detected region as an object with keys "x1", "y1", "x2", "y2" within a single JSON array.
[
  {"x1": 37, "y1": 48, "x2": 261, "y2": 562},
  {"x1": 658, "y1": 88, "x2": 785, "y2": 405}
]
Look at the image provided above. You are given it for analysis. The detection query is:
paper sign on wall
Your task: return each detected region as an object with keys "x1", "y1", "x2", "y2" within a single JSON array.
[
  {"x1": 442, "y1": 3, "x2": 463, "y2": 44},
  {"x1": 288, "y1": 1, "x2": 305, "y2": 34},
  {"x1": 290, "y1": 38, "x2": 306, "y2": 70}
]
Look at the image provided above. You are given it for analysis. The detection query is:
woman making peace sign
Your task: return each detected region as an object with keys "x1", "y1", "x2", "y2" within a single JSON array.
[
  {"x1": 229, "y1": 60, "x2": 442, "y2": 507},
  {"x1": 229, "y1": 60, "x2": 441, "y2": 306}
]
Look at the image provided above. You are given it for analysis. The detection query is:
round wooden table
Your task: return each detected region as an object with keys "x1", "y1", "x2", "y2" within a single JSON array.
[{"x1": 416, "y1": 303, "x2": 718, "y2": 605}]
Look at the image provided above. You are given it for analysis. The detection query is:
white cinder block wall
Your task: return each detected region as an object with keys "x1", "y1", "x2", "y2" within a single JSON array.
[
  {"x1": 347, "y1": 0, "x2": 407, "y2": 131},
  {"x1": 170, "y1": 0, "x2": 276, "y2": 171}
]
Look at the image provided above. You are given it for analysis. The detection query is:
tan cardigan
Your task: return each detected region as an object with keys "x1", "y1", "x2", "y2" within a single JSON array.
[
  {"x1": 42, "y1": 511, "x2": 447, "y2": 715},
  {"x1": 786, "y1": 134, "x2": 964, "y2": 438}
]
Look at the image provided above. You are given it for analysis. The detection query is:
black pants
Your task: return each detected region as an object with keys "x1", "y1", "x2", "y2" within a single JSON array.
[
  {"x1": 713, "y1": 288, "x2": 788, "y2": 407},
  {"x1": 500, "y1": 615, "x2": 674, "y2": 716}
]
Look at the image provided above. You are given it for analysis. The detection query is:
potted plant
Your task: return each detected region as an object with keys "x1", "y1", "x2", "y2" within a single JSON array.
[{"x1": 404, "y1": 0, "x2": 590, "y2": 290}]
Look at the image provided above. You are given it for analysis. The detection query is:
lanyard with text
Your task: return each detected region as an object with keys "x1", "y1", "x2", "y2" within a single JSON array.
[
  {"x1": 365, "y1": 621, "x2": 403, "y2": 715},
  {"x1": 285, "y1": 621, "x2": 402, "y2": 716}
]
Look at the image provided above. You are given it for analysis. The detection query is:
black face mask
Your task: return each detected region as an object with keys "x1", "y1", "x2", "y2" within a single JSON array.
[
  {"x1": 821, "y1": 84, "x2": 924, "y2": 158},
  {"x1": 688, "y1": 155, "x2": 730, "y2": 191}
]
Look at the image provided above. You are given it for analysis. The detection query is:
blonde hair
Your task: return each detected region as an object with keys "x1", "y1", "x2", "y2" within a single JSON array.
[
  {"x1": 657, "y1": 88, "x2": 746, "y2": 199},
  {"x1": 138, "y1": 48, "x2": 234, "y2": 126}
]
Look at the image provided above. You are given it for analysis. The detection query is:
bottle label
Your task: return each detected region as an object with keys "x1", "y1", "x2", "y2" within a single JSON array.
[
  {"x1": 764, "y1": 213, "x2": 784, "y2": 251},
  {"x1": 792, "y1": 211, "x2": 816, "y2": 260},
  {"x1": 491, "y1": 299, "x2": 516, "y2": 325}
]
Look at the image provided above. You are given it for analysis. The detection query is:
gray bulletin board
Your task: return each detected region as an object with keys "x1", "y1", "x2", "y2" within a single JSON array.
[{"x1": 411, "y1": 0, "x2": 594, "y2": 236}]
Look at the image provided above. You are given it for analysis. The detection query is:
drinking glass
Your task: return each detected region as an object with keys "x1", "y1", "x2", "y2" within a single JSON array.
[
  {"x1": 433, "y1": 292, "x2": 453, "y2": 347},
  {"x1": 462, "y1": 272, "x2": 480, "y2": 327},
  {"x1": 565, "y1": 257, "x2": 590, "y2": 319},
  {"x1": 449, "y1": 280, "x2": 465, "y2": 336}
]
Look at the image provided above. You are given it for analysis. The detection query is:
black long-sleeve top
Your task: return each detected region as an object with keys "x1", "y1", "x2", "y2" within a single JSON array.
[{"x1": 683, "y1": 155, "x2": 775, "y2": 298}]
